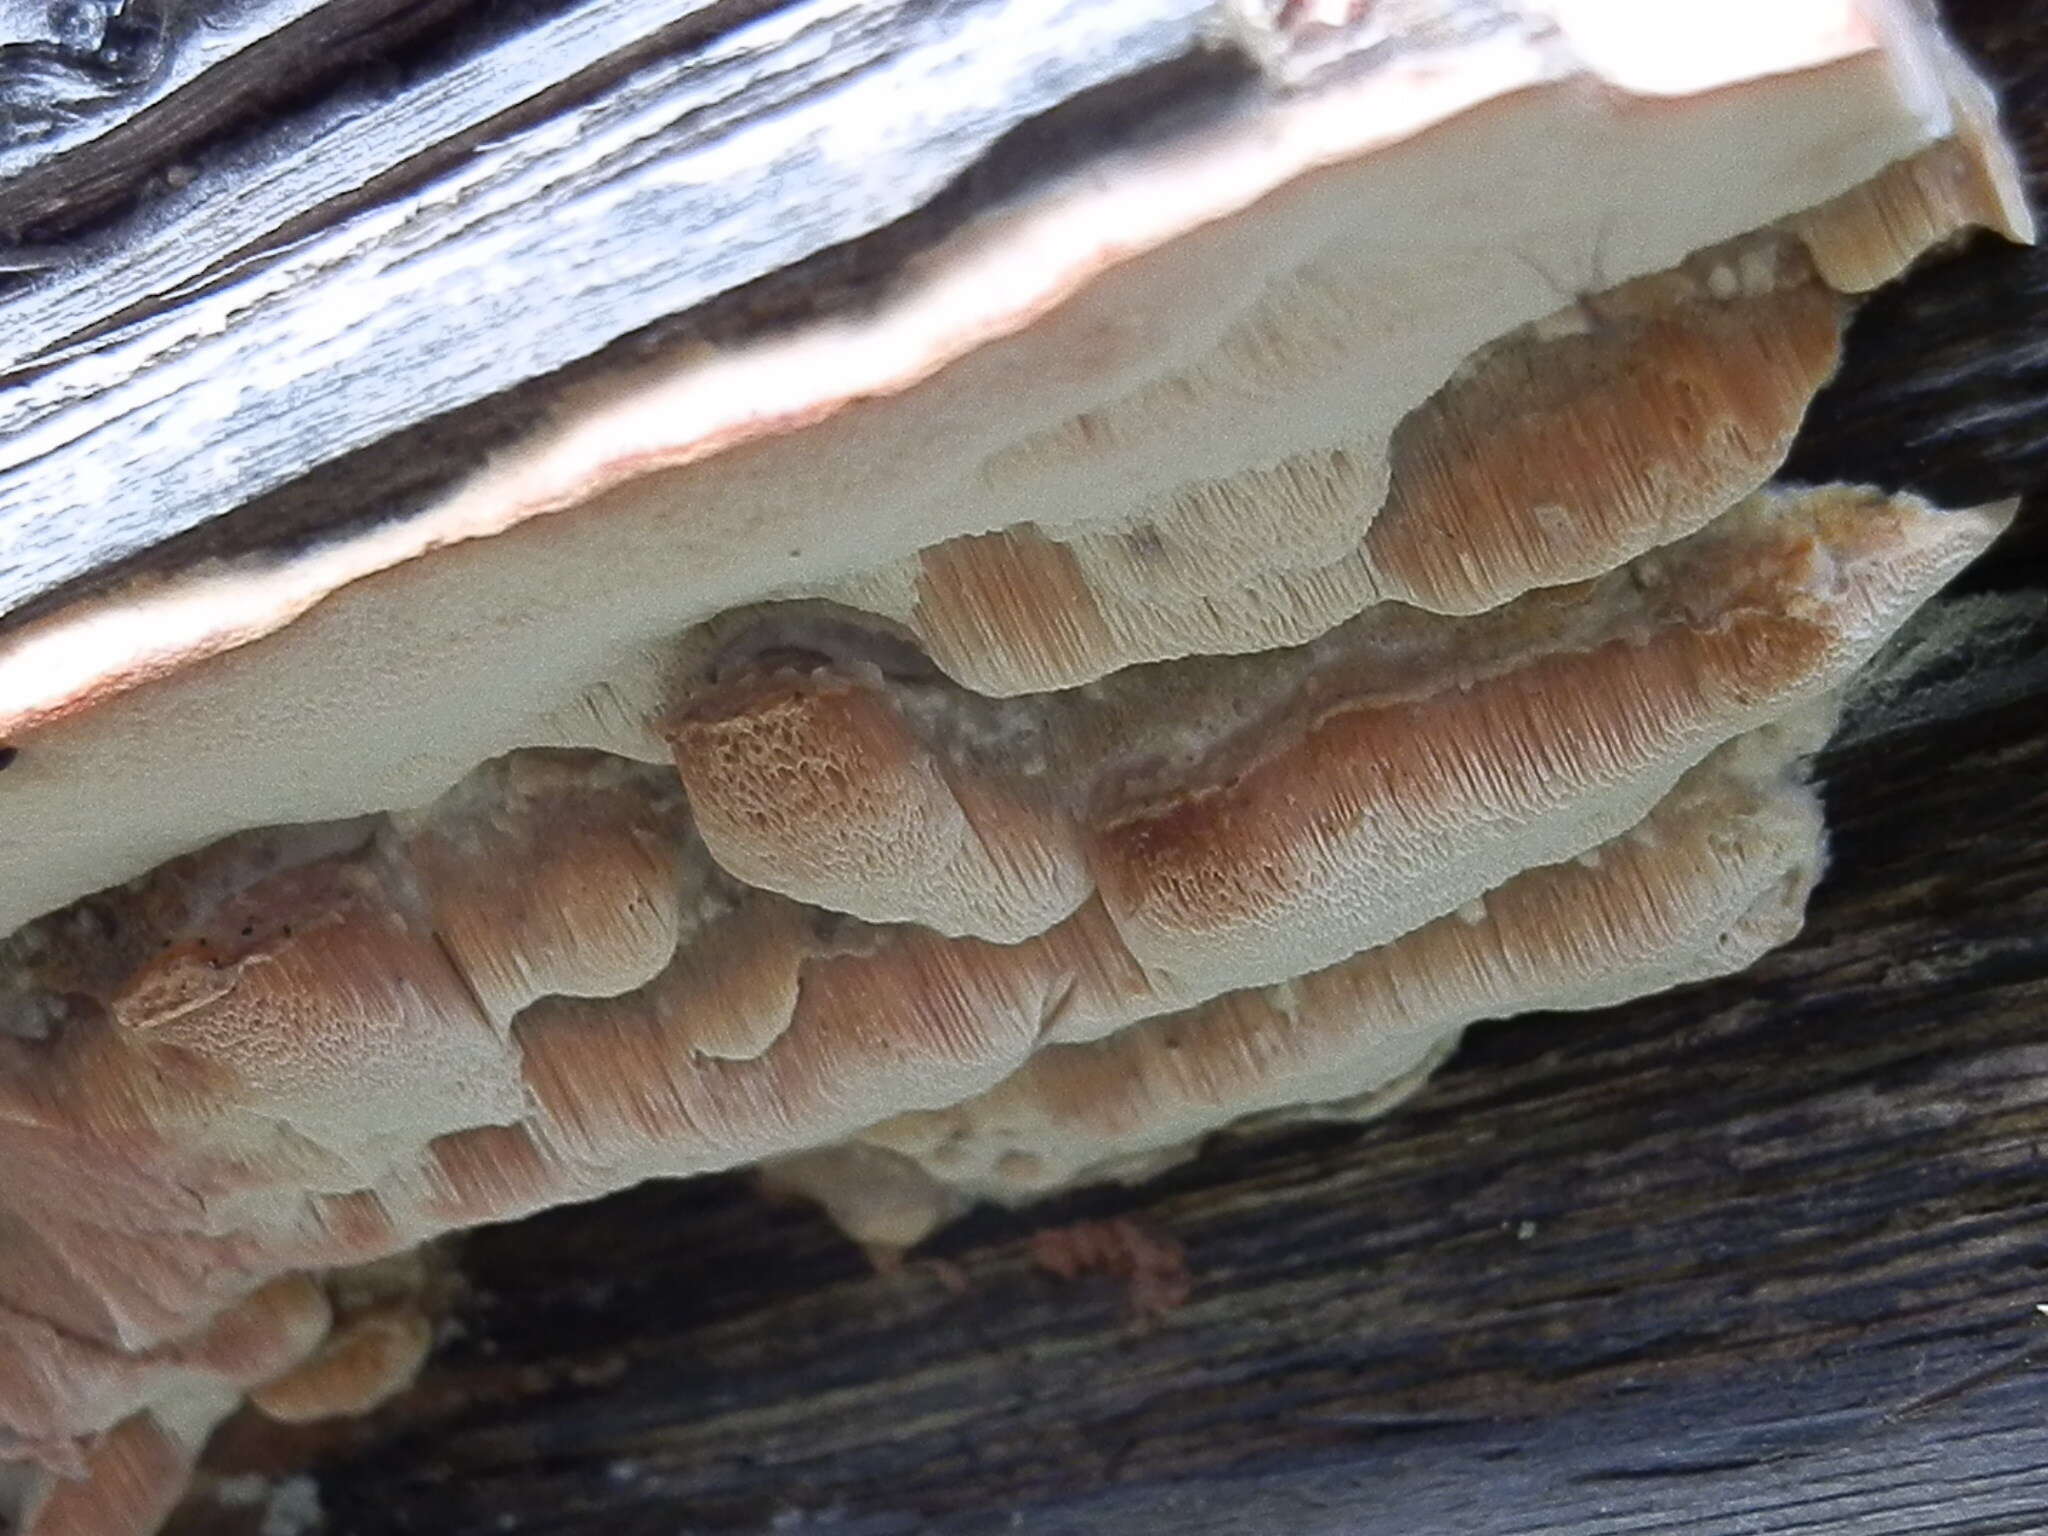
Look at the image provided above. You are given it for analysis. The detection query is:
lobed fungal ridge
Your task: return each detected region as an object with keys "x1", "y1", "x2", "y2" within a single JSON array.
[
  {"x1": 0, "y1": 475, "x2": 2009, "y2": 1533},
  {"x1": 0, "y1": 24, "x2": 2030, "y2": 1530}
]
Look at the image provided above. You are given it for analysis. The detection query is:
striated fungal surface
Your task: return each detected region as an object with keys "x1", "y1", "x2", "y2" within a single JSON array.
[{"x1": 0, "y1": 3, "x2": 2030, "y2": 1532}]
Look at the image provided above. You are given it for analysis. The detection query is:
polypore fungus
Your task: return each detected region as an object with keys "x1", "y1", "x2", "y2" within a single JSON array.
[{"x1": 0, "y1": 2, "x2": 2030, "y2": 1531}]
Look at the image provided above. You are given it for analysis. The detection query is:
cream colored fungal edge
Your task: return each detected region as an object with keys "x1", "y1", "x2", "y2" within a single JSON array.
[{"x1": 0, "y1": 3, "x2": 2031, "y2": 1533}]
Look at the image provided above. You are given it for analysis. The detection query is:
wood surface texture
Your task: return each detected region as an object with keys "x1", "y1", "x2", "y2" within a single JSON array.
[
  {"x1": 0, "y1": 0, "x2": 1228, "y2": 620},
  {"x1": 4, "y1": 0, "x2": 2048, "y2": 1533}
]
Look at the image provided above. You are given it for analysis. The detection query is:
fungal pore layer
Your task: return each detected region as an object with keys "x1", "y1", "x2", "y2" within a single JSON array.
[{"x1": 0, "y1": 4, "x2": 2030, "y2": 1532}]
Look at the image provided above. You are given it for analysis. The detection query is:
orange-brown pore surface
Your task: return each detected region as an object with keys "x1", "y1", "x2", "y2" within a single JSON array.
[
  {"x1": 880, "y1": 234, "x2": 1847, "y2": 697},
  {"x1": 0, "y1": 21, "x2": 2030, "y2": 1528},
  {"x1": 0, "y1": 482, "x2": 2005, "y2": 1534}
]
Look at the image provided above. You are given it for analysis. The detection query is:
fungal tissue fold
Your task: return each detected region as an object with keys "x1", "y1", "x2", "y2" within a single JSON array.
[{"x1": 0, "y1": 3, "x2": 2031, "y2": 1531}]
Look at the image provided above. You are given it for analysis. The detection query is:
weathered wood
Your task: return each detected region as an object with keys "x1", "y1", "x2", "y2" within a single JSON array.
[
  {"x1": 0, "y1": 0, "x2": 748, "y2": 363},
  {"x1": 0, "y1": 0, "x2": 1231, "y2": 620},
  {"x1": 0, "y1": 0, "x2": 476, "y2": 241}
]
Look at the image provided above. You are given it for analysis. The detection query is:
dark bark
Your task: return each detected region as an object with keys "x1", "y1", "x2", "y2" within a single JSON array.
[{"x1": 5, "y1": 1, "x2": 2048, "y2": 1534}]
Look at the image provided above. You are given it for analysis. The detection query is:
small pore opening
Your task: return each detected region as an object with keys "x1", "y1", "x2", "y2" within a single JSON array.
[{"x1": 0, "y1": 745, "x2": 17, "y2": 771}]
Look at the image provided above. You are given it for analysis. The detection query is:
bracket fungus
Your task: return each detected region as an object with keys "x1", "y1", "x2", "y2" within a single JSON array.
[{"x1": 0, "y1": 2, "x2": 2032, "y2": 1531}]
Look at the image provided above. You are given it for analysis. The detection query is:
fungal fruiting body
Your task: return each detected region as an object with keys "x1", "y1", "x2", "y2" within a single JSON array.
[{"x1": 0, "y1": 3, "x2": 2029, "y2": 1532}]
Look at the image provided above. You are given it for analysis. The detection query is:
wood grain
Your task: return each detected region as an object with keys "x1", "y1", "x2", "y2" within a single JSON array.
[
  {"x1": 0, "y1": 0, "x2": 477, "y2": 241},
  {"x1": 0, "y1": 0, "x2": 1227, "y2": 620}
]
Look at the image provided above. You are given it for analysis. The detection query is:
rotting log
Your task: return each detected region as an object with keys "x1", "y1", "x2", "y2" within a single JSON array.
[{"x1": 4, "y1": 1, "x2": 2048, "y2": 1534}]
